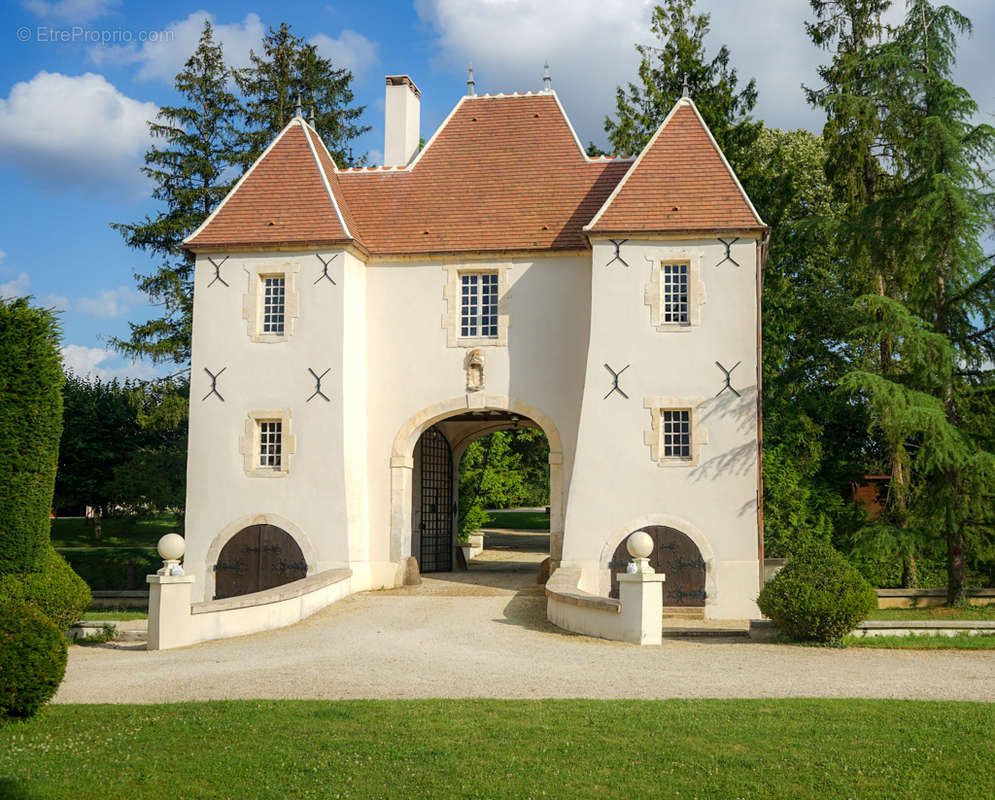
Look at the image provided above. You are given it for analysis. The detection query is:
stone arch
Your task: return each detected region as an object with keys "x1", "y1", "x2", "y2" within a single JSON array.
[
  {"x1": 202, "y1": 512, "x2": 317, "y2": 601},
  {"x1": 390, "y1": 395, "x2": 565, "y2": 565},
  {"x1": 598, "y1": 512, "x2": 718, "y2": 609}
]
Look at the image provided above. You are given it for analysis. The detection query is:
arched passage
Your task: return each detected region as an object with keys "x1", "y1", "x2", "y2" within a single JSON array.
[{"x1": 390, "y1": 396, "x2": 564, "y2": 571}]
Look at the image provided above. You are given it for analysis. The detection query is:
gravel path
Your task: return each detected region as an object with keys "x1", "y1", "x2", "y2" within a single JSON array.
[{"x1": 55, "y1": 565, "x2": 995, "y2": 704}]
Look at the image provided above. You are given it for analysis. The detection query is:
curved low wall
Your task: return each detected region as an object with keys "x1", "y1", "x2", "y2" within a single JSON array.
[
  {"x1": 545, "y1": 567, "x2": 622, "y2": 641},
  {"x1": 147, "y1": 568, "x2": 352, "y2": 650}
]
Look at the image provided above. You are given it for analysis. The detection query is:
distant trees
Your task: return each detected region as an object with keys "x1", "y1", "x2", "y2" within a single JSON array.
[{"x1": 55, "y1": 375, "x2": 187, "y2": 524}]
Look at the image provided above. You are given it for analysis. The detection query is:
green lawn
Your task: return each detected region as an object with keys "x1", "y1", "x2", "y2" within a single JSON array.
[
  {"x1": 867, "y1": 604, "x2": 995, "y2": 621},
  {"x1": 483, "y1": 509, "x2": 550, "y2": 531},
  {"x1": 845, "y1": 633, "x2": 995, "y2": 650},
  {"x1": 49, "y1": 514, "x2": 178, "y2": 548},
  {"x1": 2, "y1": 700, "x2": 993, "y2": 799}
]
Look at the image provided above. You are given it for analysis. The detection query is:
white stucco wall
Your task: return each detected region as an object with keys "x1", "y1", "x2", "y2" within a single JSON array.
[
  {"x1": 184, "y1": 237, "x2": 761, "y2": 619},
  {"x1": 563, "y1": 237, "x2": 762, "y2": 619},
  {"x1": 185, "y1": 249, "x2": 363, "y2": 600}
]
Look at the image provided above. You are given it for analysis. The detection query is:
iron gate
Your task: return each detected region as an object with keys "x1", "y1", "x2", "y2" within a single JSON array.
[
  {"x1": 608, "y1": 525, "x2": 706, "y2": 606},
  {"x1": 419, "y1": 425, "x2": 454, "y2": 572},
  {"x1": 214, "y1": 524, "x2": 307, "y2": 599}
]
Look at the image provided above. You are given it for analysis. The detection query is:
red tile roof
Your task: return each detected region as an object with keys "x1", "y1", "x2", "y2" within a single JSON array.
[
  {"x1": 337, "y1": 94, "x2": 630, "y2": 255},
  {"x1": 586, "y1": 100, "x2": 764, "y2": 234},
  {"x1": 185, "y1": 93, "x2": 762, "y2": 255},
  {"x1": 184, "y1": 119, "x2": 352, "y2": 249}
]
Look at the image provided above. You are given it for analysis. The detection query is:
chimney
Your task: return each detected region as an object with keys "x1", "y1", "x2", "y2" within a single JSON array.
[{"x1": 384, "y1": 75, "x2": 421, "y2": 167}]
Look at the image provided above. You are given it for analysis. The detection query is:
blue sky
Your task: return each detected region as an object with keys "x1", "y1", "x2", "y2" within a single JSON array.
[{"x1": 1, "y1": 0, "x2": 992, "y2": 380}]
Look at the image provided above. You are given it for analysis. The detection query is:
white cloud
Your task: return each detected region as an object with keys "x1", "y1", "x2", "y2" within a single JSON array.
[
  {"x1": 75, "y1": 285, "x2": 145, "y2": 318},
  {"x1": 0, "y1": 71, "x2": 157, "y2": 190},
  {"x1": 0, "y1": 250, "x2": 6, "y2": 264},
  {"x1": 414, "y1": 0, "x2": 650, "y2": 146},
  {"x1": 0, "y1": 272, "x2": 30, "y2": 298},
  {"x1": 61, "y1": 344, "x2": 158, "y2": 380},
  {"x1": 40, "y1": 293, "x2": 71, "y2": 311},
  {"x1": 89, "y1": 11, "x2": 265, "y2": 82},
  {"x1": 22, "y1": 0, "x2": 118, "y2": 21},
  {"x1": 310, "y1": 30, "x2": 378, "y2": 79}
]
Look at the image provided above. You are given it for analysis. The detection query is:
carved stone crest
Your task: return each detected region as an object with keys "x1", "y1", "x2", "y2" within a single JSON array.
[{"x1": 465, "y1": 349, "x2": 485, "y2": 392}]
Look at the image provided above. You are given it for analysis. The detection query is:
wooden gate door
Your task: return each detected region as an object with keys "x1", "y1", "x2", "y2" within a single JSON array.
[
  {"x1": 214, "y1": 524, "x2": 307, "y2": 599},
  {"x1": 608, "y1": 526, "x2": 706, "y2": 606},
  {"x1": 419, "y1": 425, "x2": 453, "y2": 572}
]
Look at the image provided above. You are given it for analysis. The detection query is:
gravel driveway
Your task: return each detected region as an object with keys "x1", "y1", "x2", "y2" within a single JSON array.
[{"x1": 55, "y1": 559, "x2": 995, "y2": 704}]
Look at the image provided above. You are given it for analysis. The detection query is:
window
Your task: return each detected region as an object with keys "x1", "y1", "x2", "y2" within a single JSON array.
[
  {"x1": 240, "y1": 410, "x2": 295, "y2": 476},
  {"x1": 241, "y1": 262, "x2": 300, "y2": 342},
  {"x1": 645, "y1": 258, "x2": 703, "y2": 331},
  {"x1": 643, "y1": 397, "x2": 708, "y2": 467},
  {"x1": 661, "y1": 263, "x2": 689, "y2": 324},
  {"x1": 258, "y1": 420, "x2": 282, "y2": 469},
  {"x1": 460, "y1": 272, "x2": 498, "y2": 338},
  {"x1": 660, "y1": 409, "x2": 691, "y2": 459},
  {"x1": 262, "y1": 276, "x2": 286, "y2": 334}
]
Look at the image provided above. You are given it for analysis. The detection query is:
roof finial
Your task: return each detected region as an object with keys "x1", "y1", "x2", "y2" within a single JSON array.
[
  {"x1": 543, "y1": 60, "x2": 551, "y2": 92},
  {"x1": 295, "y1": 94, "x2": 303, "y2": 118},
  {"x1": 467, "y1": 63, "x2": 475, "y2": 96},
  {"x1": 309, "y1": 91, "x2": 316, "y2": 127},
  {"x1": 682, "y1": 73, "x2": 690, "y2": 99}
]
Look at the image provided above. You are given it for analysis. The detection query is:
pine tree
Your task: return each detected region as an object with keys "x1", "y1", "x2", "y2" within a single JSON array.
[
  {"x1": 236, "y1": 23, "x2": 369, "y2": 168},
  {"x1": 823, "y1": 0, "x2": 995, "y2": 601},
  {"x1": 604, "y1": 0, "x2": 760, "y2": 171},
  {"x1": 111, "y1": 20, "x2": 241, "y2": 368}
]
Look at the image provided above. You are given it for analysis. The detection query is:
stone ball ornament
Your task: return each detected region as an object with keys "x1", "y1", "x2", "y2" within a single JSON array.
[
  {"x1": 626, "y1": 531, "x2": 654, "y2": 560},
  {"x1": 158, "y1": 534, "x2": 186, "y2": 561},
  {"x1": 157, "y1": 534, "x2": 186, "y2": 576}
]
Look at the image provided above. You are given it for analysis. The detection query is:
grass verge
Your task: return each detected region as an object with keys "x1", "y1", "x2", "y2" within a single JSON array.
[
  {"x1": 483, "y1": 509, "x2": 550, "y2": 531},
  {"x1": 2, "y1": 700, "x2": 993, "y2": 799},
  {"x1": 867, "y1": 604, "x2": 995, "y2": 621},
  {"x1": 844, "y1": 633, "x2": 995, "y2": 650},
  {"x1": 81, "y1": 609, "x2": 147, "y2": 621}
]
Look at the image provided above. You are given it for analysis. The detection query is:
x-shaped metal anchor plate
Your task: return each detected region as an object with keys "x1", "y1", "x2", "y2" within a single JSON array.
[
  {"x1": 604, "y1": 363, "x2": 630, "y2": 399},
  {"x1": 606, "y1": 239, "x2": 629, "y2": 268},
  {"x1": 208, "y1": 256, "x2": 229, "y2": 287},
  {"x1": 314, "y1": 253, "x2": 337, "y2": 285},
  {"x1": 307, "y1": 368, "x2": 331, "y2": 402},
  {"x1": 715, "y1": 360, "x2": 741, "y2": 397},
  {"x1": 203, "y1": 366, "x2": 226, "y2": 401},
  {"x1": 717, "y1": 237, "x2": 740, "y2": 268}
]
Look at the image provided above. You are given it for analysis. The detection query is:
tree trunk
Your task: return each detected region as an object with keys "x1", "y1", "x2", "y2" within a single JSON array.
[
  {"x1": 901, "y1": 553, "x2": 917, "y2": 589},
  {"x1": 92, "y1": 511, "x2": 102, "y2": 541},
  {"x1": 946, "y1": 476, "x2": 966, "y2": 605}
]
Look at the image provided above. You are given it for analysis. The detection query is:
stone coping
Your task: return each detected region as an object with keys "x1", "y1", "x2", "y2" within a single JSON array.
[
  {"x1": 876, "y1": 588, "x2": 995, "y2": 597},
  {"x1": 544, "y1": 568, "x2": 620, "y2": 614},
  {"x1": 92, "y1": 590, "x2": 150, "y2": 598},
  {"x1": 192, "y1": 568, "x2": 352, "y2": 615}
]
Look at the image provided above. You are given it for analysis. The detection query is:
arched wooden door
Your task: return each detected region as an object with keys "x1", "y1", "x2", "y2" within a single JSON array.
[
  {"x1": 418, "y1": 425, "x2": 454, "y2": 572},
  {"x1": 214, "y1": 524, "x2": 307, "y2": 599},
  {"x1": 609, "y1": 526, "x2": 706, "y2": 606}
]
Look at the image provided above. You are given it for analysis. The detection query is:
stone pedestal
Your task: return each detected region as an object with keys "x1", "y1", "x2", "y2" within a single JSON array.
[
  {"x1": 618, "y1": 571, "x2": 667, "y2": 645},
  {"x1": 146, "y1": 574, "x2": 195, "y2": 651}
]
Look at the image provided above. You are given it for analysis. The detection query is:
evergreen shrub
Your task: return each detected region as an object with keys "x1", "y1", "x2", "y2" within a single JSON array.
[
  {"x1": 0, "y1": 601, "x2": 68, "y2": 718},
  {"x1": 758, "y1": 541, "x2": 877, "y2": 643},
  {"x1": 0, "y1": 298, "x2": 64, "y2": 574},
  {"x1": 0, "y1": 547, "x2": 91, "y2": 631}
]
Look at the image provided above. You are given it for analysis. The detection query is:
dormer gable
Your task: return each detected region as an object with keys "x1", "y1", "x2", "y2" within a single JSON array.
[
  {"x1": 184, "y1": 117, "x2": 359, "y2": 251},
  {"x1": 585, "y1": 97, "x2": 765, "y2": 235}
]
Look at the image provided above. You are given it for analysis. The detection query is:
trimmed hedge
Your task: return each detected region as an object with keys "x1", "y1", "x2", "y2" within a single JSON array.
[
  {"x1": 0, "y1": 601, "x2": 68, "y2": 718},
  {"x1": 758, "y1": 541, "x2": 877, "y2": 643},
  {"x1": 0, "y1": 547, "x2": 92, "y2": 631},
  {"x1": 0, "y1": 298, "x2": 64, "y2": 574}
]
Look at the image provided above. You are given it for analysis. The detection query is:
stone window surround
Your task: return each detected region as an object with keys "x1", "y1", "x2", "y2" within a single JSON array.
[
  {"x1": 644, "y1": 252, "x2": 705, "y2": 332},
  {"x1": 643, "y1": 396, "x2": 709, "y2": 467},
  {"x1": 239, "y1": 409, "x2": 296, "y2": 477},
  {"x1": 442, "y1": 262, "x2": 511, "y2": 347},
  {"x1": 242, "y1": 261, "x2": 301, "y2": 343}
]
